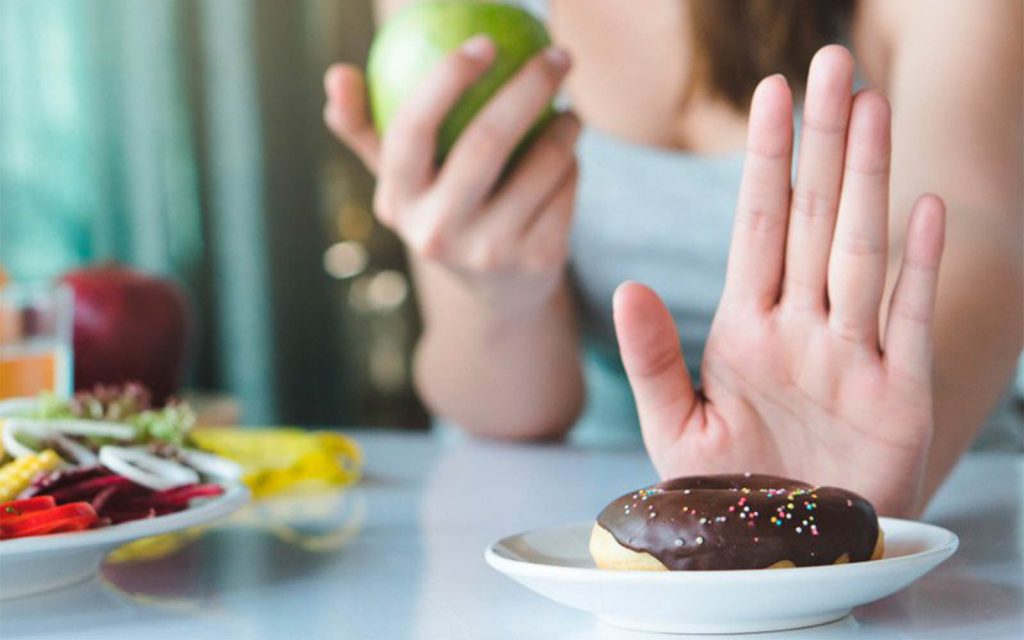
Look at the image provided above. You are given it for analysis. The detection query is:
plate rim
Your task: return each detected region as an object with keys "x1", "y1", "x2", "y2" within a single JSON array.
[
  {"x1": 485, "y1": 516, "x2": 959, "y2": 582},
  {"x1": 0, "y1": 481, "x2": 249, "y2": 556}
]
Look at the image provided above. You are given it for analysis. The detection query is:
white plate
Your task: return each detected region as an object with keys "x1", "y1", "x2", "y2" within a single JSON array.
[
  {"x1": 0, "y1": 482, "x2": 249, "y2": 600},
  {"x1": 486, "y1": 517, "x2": 958, "y2": 634}
]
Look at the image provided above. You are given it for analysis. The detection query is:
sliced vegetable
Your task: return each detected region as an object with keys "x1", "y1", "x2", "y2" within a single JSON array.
[
  {"x1": 98, "y1": 445, "x2": 199, "y2": 491},
  {"x1": 51, "y1": 433, "x2": 98, "y2": 467},
  {"x1": 0, "y1": 501, "x2": 98, "y2": 539},
  {"x1": 0, "y1": 449, "x2": 62, "y2": 502},
  {"x1": 0, "y1": 398, "x2": 40, "y2": 418},
  {"x1": 47, "y1": 474, "x2": 141, "y2": 504},
  {"x1": 1, "y1": 418, "x2": 134, "y2": 460},
  {"x1": 0, "y1": 420, "x2": 37, "y2": 460},
  {"x1": 120, "y1": 483, "x2": 224, "y2": 510},
  {"x1": 90, "y1": 484, "x2": 122, "y2": 513},
  {"x1": 180, "y1": 448, "x2": 243, "y2": 481},
  {"x1": 103, "y1": 507, "x2": 166, "y2": 524},
  {"x1": 1, "y1": 496, "x2": 57, "y2": 519},
  {"x1": 22, "y1": 465, "x2": 106, "y2": 497}
]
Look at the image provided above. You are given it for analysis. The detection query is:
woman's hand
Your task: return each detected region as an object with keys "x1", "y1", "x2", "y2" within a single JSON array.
[
  {"x1": 614, "y1": 46, "x2": 946, "y2": 517},
  {"x1": 323, "y1": 36, "x2": 580, "y2": 316}
]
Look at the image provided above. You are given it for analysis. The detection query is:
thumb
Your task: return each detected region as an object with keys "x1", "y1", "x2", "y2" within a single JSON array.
[
  {"x1": 323, "y1": 64, "x2": 381, "y2": 173},
  {"x1": 613, "y1": 281, "x2": 698, "y2": 445}
]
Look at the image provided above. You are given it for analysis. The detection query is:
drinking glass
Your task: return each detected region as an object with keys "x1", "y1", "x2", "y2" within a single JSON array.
[{"x1": 0, "y1": 282, "x2": 73, "y2": 400}]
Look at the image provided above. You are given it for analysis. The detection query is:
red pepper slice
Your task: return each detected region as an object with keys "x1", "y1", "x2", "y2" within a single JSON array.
[
  {"x1": 0, "y1": 502, "x2": 98, "y2": 539},
  {"x1": 1, "y1": 496, "x2": 59, "y2": 520}
]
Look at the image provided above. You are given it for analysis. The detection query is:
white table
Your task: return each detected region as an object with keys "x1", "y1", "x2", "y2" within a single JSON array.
[{"x1": 1, "y1": 432, "x2": 1021, "y2": 639}]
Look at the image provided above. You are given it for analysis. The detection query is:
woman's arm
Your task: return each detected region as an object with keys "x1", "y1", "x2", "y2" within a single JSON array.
[
  {"x1": 412, "y1": 261, "x2": 583, "y2": 440},
  {"x1": 856, "y1": 0, "x2": 1023, "y2": 500}
]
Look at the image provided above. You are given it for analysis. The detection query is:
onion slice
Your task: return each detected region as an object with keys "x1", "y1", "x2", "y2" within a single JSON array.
[
  {"x1": 1, "y1": 422, "x2": 39, "y2": 459},
  {"x1": 51, "y1": 433, "x2": 100, "y2": 467},
  {"x1": 0, "y1": 397, "x2": 41, "y2": 417},
  {"x1": 98, "y1": 446, "x2": 200, "y2": 491},
  {"x1": 180, "y1": 448, "x2": 243, "y2": 481},
  {"x1": 1, "y1": 418, "x2": 135, "y2": 459},
  {"x1": 8, "y1": 418, "x2": 135, "y2": 440}
]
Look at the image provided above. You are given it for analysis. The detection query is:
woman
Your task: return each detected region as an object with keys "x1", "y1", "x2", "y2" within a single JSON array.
[{"x1": 324, "y1": 0, "x2": 1023, "y2": 517}]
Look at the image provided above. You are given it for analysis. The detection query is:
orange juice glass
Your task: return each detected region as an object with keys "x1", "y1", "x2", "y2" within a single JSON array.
[{"x1": 0, "y1": 282, "x2": 73, "y2": 400}]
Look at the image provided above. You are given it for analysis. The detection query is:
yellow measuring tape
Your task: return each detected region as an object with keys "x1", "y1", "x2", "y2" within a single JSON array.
[{"x1": 190, "y1": 427, "x2": 363, "y2": 499}]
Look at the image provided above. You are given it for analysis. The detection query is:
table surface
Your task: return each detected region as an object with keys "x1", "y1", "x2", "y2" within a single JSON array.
[{"x1": 1, "y1": 432, "x2": 1021, "y2": 640}]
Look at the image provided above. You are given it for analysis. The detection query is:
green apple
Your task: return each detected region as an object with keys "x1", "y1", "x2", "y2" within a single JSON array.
[{"x1": 367, "y1": 0, "x2": 554, "y2": 162}]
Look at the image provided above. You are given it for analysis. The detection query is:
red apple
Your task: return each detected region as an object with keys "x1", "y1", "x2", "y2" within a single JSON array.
[{"x1": 62, "y1": 264, "x2": 191, "y2": 404}]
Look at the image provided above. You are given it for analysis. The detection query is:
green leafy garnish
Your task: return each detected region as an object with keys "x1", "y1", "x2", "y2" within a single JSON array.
[{"x1": 31, "y1": 384, "x2": 195, "y2": 446}]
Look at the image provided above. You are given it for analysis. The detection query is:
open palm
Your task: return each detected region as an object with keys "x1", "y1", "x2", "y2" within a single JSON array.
[{"x1": 614, "y1": 47, "x2": 945, "y2": 517}]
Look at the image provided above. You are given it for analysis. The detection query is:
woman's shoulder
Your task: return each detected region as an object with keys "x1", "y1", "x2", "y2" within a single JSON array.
[{"x1": 854, "y1": 0, "x2": 1021, "y2": 82}]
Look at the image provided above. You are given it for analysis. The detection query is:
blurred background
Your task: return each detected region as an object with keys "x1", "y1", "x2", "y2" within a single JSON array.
[
  {"x1": 0, "y1": 0, "x2": 428, "y2": 428},
  {"x1": 3, "y1": 1, "x2": 1021, "y2": 432}
]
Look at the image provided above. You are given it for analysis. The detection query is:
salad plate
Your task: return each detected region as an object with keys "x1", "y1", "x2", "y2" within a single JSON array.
[
  {"x1": 0, "y1": 481, "x2": 247, "y2": 600},
  {"x1": 0, "y1": 388, "x2": 250, "y2": 600},
  {"x1": 485, "y1": 517, "x2": 958, "y2": 634}
]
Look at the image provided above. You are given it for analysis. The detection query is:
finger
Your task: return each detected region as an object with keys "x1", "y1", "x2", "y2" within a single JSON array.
[
  {"x1": 416, "y1": 139, "x2": 578, "y2": 269},
  {"x1": 613, "y1": 282, "x2": 698, "y2": 447},
  {"x1": 783, "y1": 46, "x2": 854, "y2": 311},
  {"x1": 474, "y1": 113, "x2": 580, "y2": 238},
  {"x1": 516, "y1": 164, "x2": 578, "y2": 272},
  {"x1": 827, "y1": 90, "x2": 891, "y2": 345},
  {"x1": 323, "y1": 64, "x2": 381, "y2": 172},
  {"x1": 721, "y1": 74, "x2": 794, "y2": 310},
  {"x1": 379, "y1": 35, "x2": 497, "y2": 205},
  {"x1": 436, "y1": 46, "x2": 571, "y2": 218},
  {"x1": 884, "y1": 195, "x2": 945, "y2": 376}
]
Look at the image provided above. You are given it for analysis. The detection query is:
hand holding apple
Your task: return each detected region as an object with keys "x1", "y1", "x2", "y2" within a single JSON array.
[{"x1": 323, "y1": 0, "x2": 580, "y2": 316}]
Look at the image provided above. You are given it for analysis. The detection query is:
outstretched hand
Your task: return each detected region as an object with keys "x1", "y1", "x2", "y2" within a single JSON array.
[{"x1": 614, "y1": 46, "x2": 945, "y2": 517}]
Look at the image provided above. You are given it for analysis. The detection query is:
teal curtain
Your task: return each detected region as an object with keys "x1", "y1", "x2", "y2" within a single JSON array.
[
  {"x1": 0, "y1": 0, "x2": 423, "y2": 427},
  {"x1": 0, "y1": 0, "x2": 202, "y2": 277}
]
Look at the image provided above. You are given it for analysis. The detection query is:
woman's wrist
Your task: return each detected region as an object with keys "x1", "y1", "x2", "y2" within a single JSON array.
[{"x1": 416, "y1": 259, "x2": 570, "y2": 330}]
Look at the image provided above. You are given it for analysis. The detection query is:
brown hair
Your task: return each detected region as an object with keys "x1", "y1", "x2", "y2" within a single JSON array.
[{"x1": 689, "y1": 0, "x2": 855, "y2": 110}]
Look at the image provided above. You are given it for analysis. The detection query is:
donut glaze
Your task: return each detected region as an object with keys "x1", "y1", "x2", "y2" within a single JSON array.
[{"x1": 594, "y1": 474, "x2": 880, "y2": 570}]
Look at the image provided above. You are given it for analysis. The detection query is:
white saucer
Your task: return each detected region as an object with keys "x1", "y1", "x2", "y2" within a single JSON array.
[
  {"x1": 485, "y1": 517, "x2": 958, "y2": 634},
  {"x1": 0, "y1": 482, "x2": 249, "y2": 600}
]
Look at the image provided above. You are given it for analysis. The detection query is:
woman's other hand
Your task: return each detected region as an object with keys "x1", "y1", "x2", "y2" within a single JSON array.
[
  {"x1": 323, "y1": 36, "x2": 579, "y2": 316},
  {"x1": 615, "y1": 46, "x2": 944, "y2": 517}
]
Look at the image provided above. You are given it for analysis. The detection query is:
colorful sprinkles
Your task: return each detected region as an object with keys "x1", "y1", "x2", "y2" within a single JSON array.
[{"x1": 637, "y1": 479, "x2": 850, "y2": 541}]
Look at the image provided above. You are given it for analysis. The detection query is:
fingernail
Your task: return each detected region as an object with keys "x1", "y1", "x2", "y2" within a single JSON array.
[
  {"x1": 462, "y1": 35, "x2": 493, "y2": 60},
  {"x1": 544, "y1": 47, "x2": 571, "y2": 72}
]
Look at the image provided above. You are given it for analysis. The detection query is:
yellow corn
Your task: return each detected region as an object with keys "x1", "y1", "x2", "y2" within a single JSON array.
[{"x1": 0, "y1": 449, "x2": 62, "y2": 502}]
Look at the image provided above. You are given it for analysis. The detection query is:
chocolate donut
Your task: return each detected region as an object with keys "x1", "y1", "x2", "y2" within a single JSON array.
[{"x1": 590, "y1": 474, "x2": 883, "y2": 571}]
